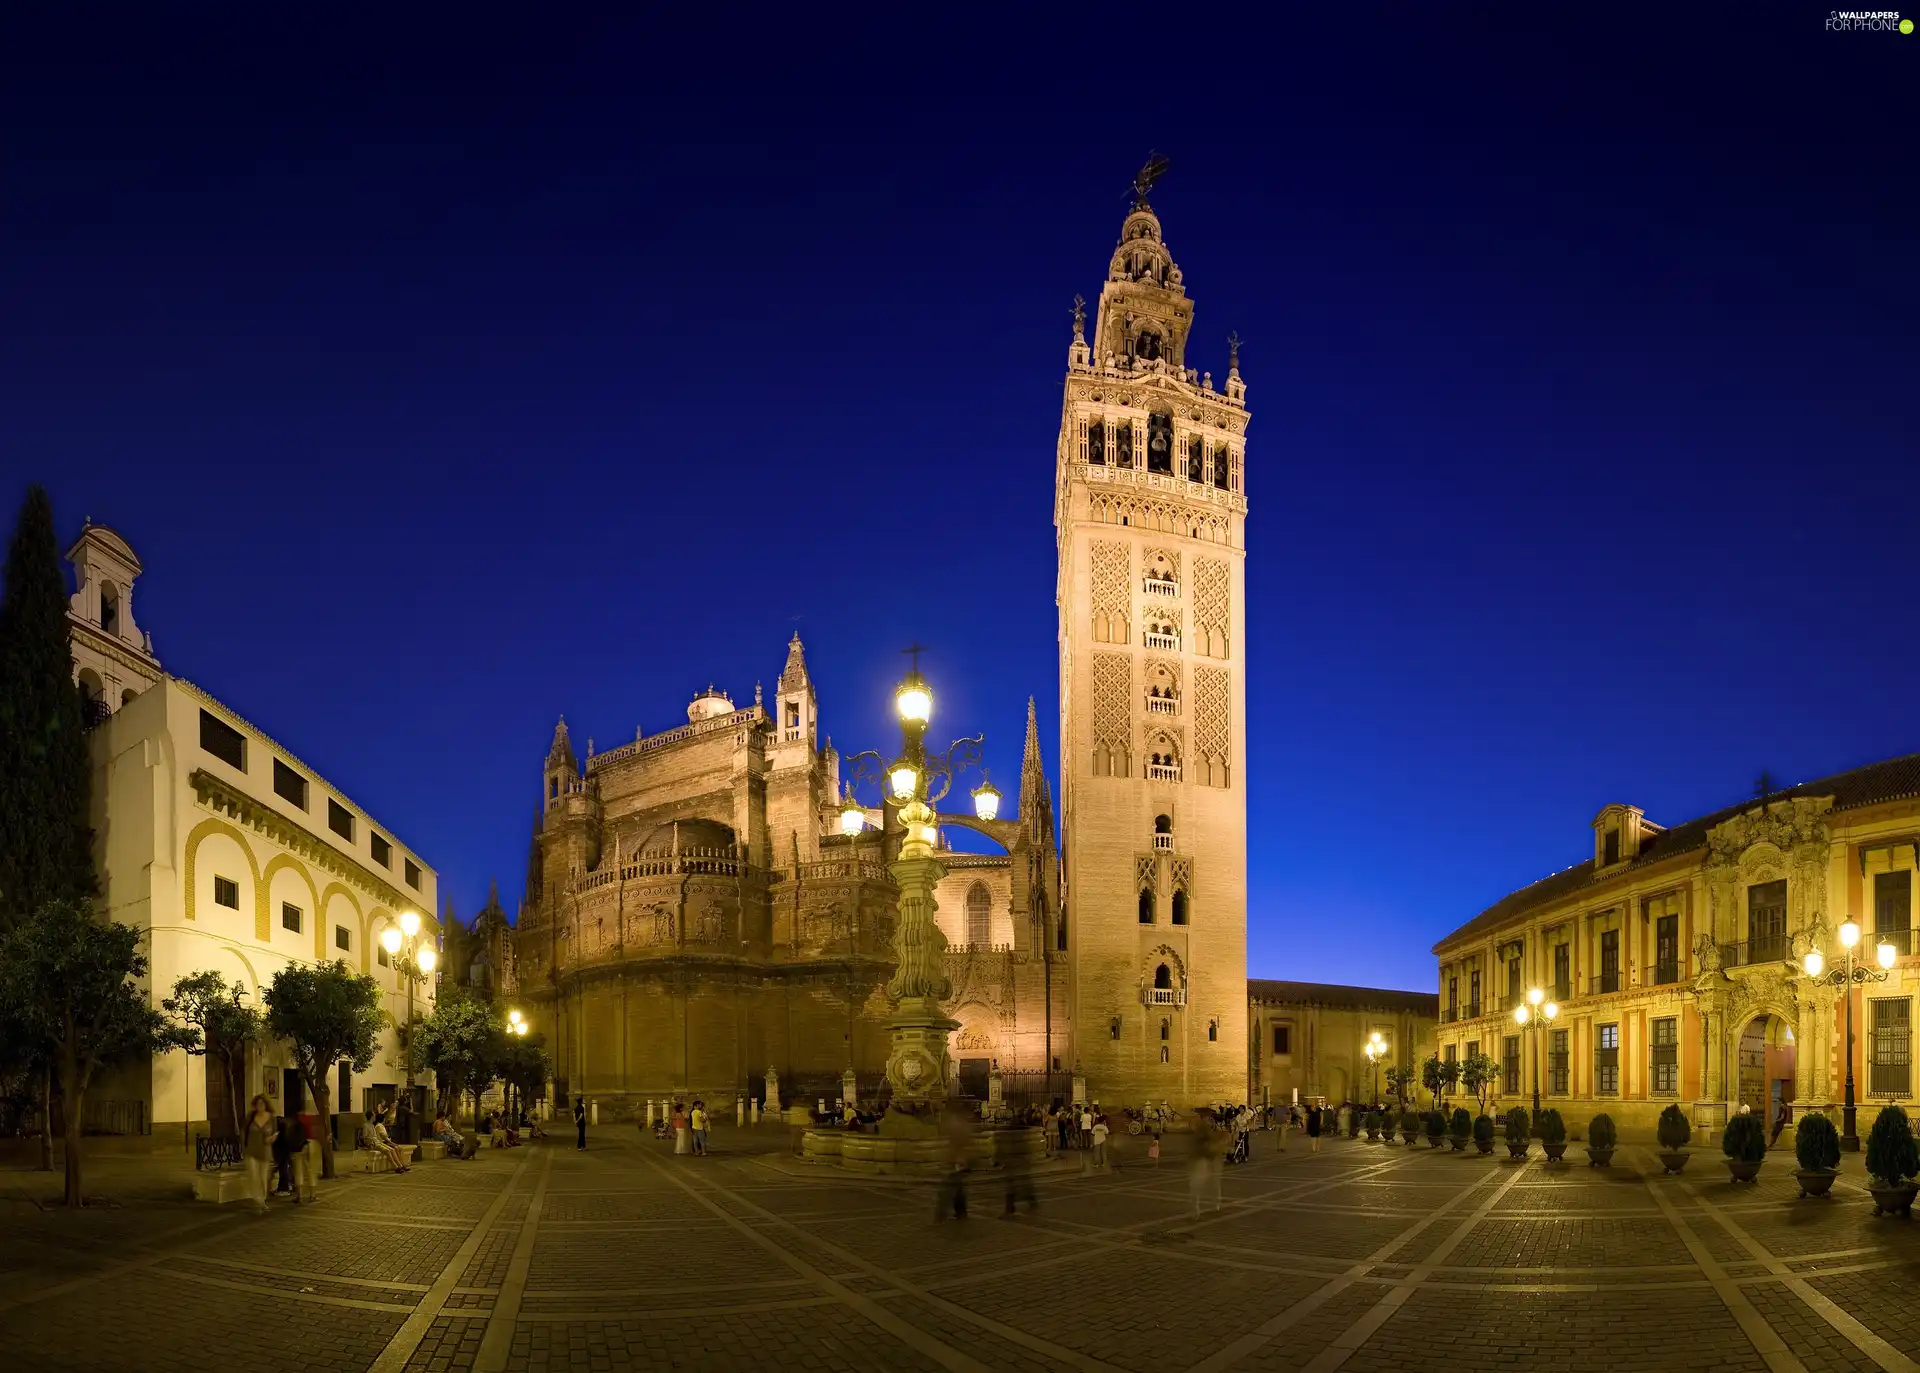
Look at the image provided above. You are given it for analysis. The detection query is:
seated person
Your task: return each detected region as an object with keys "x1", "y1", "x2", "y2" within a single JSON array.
[
  {"x1": 429, "y1": 1114, "x2": 463, "y2": 1150},
  {"x1": 367, "y1": 1103, "x2": 410, "y2": 1173}
]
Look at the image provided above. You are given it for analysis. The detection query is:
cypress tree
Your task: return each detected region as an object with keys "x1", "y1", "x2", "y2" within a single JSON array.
[{"x1": 0, "y1": 485, "x2": 96, "y2": 926}]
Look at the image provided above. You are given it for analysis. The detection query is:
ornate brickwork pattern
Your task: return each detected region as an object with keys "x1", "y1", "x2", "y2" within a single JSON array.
[
  {"x1": 1171, "y1": 857, "x2": 1194, "y2": 893},
  {"x1": 1091, "y1": 540, "x2": 1129, "y2": 615},
  {"x1": 1194, "y1": 666, "x2": 1230, "y2": 785},
  {"x1": 1091, "y1": 652, "x2": 1130, "y2": 747},
  {"x1": 1195, "y1": 558, "x2": 1230, "y2": 655}
]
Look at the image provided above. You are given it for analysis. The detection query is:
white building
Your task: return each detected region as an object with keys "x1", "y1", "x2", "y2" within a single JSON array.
[{"x1": 71, "y1": 528, "x2": 439, "y2": 1142}]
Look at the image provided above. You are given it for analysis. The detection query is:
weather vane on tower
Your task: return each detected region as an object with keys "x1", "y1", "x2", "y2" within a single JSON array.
[{"x1": 1131, "y1": 152, "x2": 1170, "y2": 209}]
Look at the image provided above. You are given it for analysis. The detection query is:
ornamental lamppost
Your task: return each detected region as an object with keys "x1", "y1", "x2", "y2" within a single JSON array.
[
  {"x1": 839, "y1": 649, "x2": 986, "y2": 1115},
  {"x1": 1364, "y1": 1032, "x2": 1386, "y2": 1110},
  {"x1": 380, "y1": 912, "x2": 437, "y2": 1142},
  {"x1": 505, "y1": 1009, "x2": 529, "y2": 1119},
  {"x1": 1514, "y1": 987, "x2": 1558, "y2": 1119},
  {"x1": 1797, "y1": 918, "x2": 1894, "y2": 1151}
]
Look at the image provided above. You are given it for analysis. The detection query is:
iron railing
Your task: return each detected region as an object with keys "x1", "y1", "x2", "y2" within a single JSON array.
[
  {"x1": 1720, "y1": 937, "x2": 1789, "y2": 968},
  {"x1": 1589, "y1": 971, "x2": 1621, "y2": 995}
]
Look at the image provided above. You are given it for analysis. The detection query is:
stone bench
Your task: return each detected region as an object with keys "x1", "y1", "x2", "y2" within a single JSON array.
[
  {"x1": 191, "y1": 1168, "x2": 254, "y2": 1204},
  {"x1": 361, "y1": 1144, "x2": 416, "y2": 1173},
  {"x1": 415, "y1": 1139, "x2": 448, "y2": 1161}
]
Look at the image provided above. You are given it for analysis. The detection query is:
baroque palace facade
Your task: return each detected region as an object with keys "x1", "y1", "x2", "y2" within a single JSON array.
[
  {"x1": 512, "y1": 184, "x2": 1260, "y2": 1113},
  {"x1": 1433, "y1": 755, "x2": 1920, "y2": 1133}
]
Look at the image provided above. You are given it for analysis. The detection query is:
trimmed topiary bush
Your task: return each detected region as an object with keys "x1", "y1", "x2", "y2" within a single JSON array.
[
  {"x1": 1657, "y1": 1103, "x2": 1692, "y2": 1151},
  {"x1": 1398, "y1": 1109, "x2": 1419, "y2": 1139},
  {"x1": 1450, "y1": 1107, "x2": 1472, "y2": 1136},
  {"x1": 1534, "y1": 1108, "x2": 1566, "y2": 1145},
  {"x1": 1795, "y1": 1112, "x2": 1840, "y2": 1173},
  {"x1": 1504, "y1": 1106, "x2": 1530, "y2": 1145},
  {"x1": 1723, "y1": 1112, "x2": 1768, "y2": 1164},
  {"x1": 1588, "y1": 1114, "x2": 1617, "y2": 1151},
  {"x1": 1424, "y1": 1110, "x2": 1446, "y2": 1144},
  {"x1": 1473, "y1": 1113, "x2": 1495, "y2": 1151},
  {"x1": 1866, "y1": 1105, "x2": 1919, "y2": 1186}
]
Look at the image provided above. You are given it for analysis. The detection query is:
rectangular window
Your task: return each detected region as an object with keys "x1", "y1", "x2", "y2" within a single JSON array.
[
  {"x1": 1604, "y1": 828, "x2": 1620, "y2": 865},
  {"x1": 376, "y1": 945, "x2": 391, "y2": 969},
  {"x1": 1651, "y1": 1016, "x2": 1678, "y2": 1094},
  {"x1": 1597, "y1": 929, "x2": 1620, "y2": 993},
  {"x1": 1748, "y1": 880, "x2": 1788, "y2": 962},
  {"x1": 199, "y1": 709, "x2": 247, "y2": 771},
  {"x1": 1503, "y1": 1035, "x2": 1520, "y2": 1094},
  {"x1": 1444, "y1": 1043, "x2": 1456, "y2": 1064},
  {"x1": 1549, "y1": 1028, "x2": 1569, "y2": 1095},
  {"x1": 1507, "y1": 957, "x2": 1521, "y2": 1006},
  {"x1": 1272, "y1": 1025, "x2": 1290, "y2": 1055},
  {"x1": 1871, "y1": 998, "x2": 1911, "y2": 1098},
  {"x1": 213, "y1": 875, "x2": 240, "y2": 910},
  {"x1": 272, "y1": 758, "x2": 308, "y2": 810},
  {"x1": 1876, "y1": 871, "x2": 1912, "y2": 956},
  {"x1": 334, "y1": 924, "x2": 351, "y2": 952},
  {"x1": 281, "y1": 902, "x2": 302, "y2": 934},
  {"x1": 1596, "y1": 1022, "x2": 1620, "y2": 1095},
  {"x1": 1552, "y1": 944, "x2": 1570, "y2": 1002},
  {"x1": 404, "y1": 858, "x2": 421, "y2": 890},
  {"x1": 1468, "y1": 968, "x2": 1480, "y2": 1017},
  {"x1": 328, "y1": 799, "x2": 355, "y2": 841},
  {"x1": 1447, "y1": 976, "x2": 1458, "y2": 1021},
  {"x1": 1655, "y1": 913, "x2": 1680, "y2": 984},
  {"x1": 370, "y1": 832, "x2": 392, "y2": 868}
]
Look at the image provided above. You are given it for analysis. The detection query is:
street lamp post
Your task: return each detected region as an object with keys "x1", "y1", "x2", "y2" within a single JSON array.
[
  {"x1": 1364, "y1": 1032, "x2": 1385, "y2": 1111},
  {"x1": 839, "y1": 650, "x2": 987, "y2": 1113},
  {"x1": 380, "y1": 913, "x2": 437, "y2": 1142},
  {"x1": 1514, "y1": 987, "x2": 1558, "y2": 1120},
  {"x1": 505, "y1": 1009, "x2": 529, "y2": 1120},
  {"x1": 1796, "y1": 918, "x2": 1893, "y2": 1152}
]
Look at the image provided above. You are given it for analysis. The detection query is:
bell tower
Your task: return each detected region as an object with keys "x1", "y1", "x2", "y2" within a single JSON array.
[{"x1": 1055, "y1": 164, "x2": 1249, "y2": 1105}]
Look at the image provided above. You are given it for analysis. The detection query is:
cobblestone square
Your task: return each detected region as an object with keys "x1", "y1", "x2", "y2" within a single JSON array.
[{"x1": 5, "y1": 1130, "x2": 1919, "y2": 1372}]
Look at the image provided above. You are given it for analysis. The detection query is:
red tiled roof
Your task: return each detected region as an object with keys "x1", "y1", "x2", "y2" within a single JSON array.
[
  {"x1": 1247, "y1": 979, "x2": 1438, "y2": 1016},
  {"x1": 1432, "y1": 751, "x2": 1920, "y2": 955}
]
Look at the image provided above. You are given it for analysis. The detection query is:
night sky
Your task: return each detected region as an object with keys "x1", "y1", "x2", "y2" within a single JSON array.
[{"x1": 3, "y1": 13, "x2": 1914, "y2": 993}]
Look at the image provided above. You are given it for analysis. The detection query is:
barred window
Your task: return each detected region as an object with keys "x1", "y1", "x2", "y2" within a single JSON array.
[
  {"x1": 1876, "y1": 871, "x2": 1912, "y2": 956},
  {"x1": 1871, "y1": 998, "x2": 1911, "y2": 1098},
  {"x1": 1651, "y1": 1016, "x2": 1678, "y2": 1095},
  {"x1": 1503, "y1": 1035, "x2": 1520, "y2": 1094},
  {"x1": 1596, "y1": 1023, "x2": 1620, "y2": 1095},
  {"x1": 1549, "y1": 1028, "x2": 1569, "y2": 1095}
]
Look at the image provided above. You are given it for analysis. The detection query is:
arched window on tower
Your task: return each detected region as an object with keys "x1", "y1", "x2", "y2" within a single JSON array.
[
  {"x1": 1172, "y1": 890, "x2": 1189, "y2": 926},
  {"x1": 99, "y1": 582, "x2": 119, "y2": 637},
  {"x1": 1186, "y1": 435, "x2": 1205, "y2": 483},
  {"x1": 1160, "y1": 1018, "x2": 1169, "y2": 1041},
  {"x1": 1213, "y1": 445, "x2": 1232, "y2": 491},
  {"x1": 1147, "y1": 412, "x2": 1173, "y2": 474},
  {"x1": 1115, "y1": 421, "x2": 1133, "y2": 468},
  {"x1": 966, "y1": 882, "x2": 991, "y2": 949},
  {"x1": 1154, "y1": 963, "x2": 1172, "y2": 990},
  {"x1": 1136, "y1": 329, "x2": 1162, "y2": 361},
  {"x1": 1138, "y1": 888, "x2": 1155, "y2": 924},
  {"x1": 1088, "y1": 420, "x2": 1105, "y2": 465}
]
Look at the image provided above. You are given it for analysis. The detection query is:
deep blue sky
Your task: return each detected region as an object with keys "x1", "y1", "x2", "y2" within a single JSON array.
[{"x1": 3, "y1": 12, "x2": 1914, "y2": 992}]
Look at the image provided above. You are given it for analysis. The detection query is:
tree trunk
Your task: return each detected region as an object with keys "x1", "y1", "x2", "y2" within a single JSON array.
[
  {"x1": 308, "y1": 1077, "x2": 336, "y2": 1180},
  {"x1": 37, "y1": 1063, "x2": 53, "y2": 1172},
  {"x1": 226, "y1": 1052, "x2": 243, "y2": 1139},
  {"x1": 59, "y1": 1050, "x2": 85, "y2": 1207}
]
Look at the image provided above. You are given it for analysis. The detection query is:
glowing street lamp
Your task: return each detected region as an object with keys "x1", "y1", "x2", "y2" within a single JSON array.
[
  {"x1": 1796, "y1": 915, "x2": 1894, "y2": 1150},
  {"x1": 1514, "y1": 990, "x2": 1558, "y2": 1118},
  {"x1": 383, "y1": 913, "x2": 437, "y2": 1143},
  {"x1": 971, "y1": 776, "x2": 1001, "y2": 822}
]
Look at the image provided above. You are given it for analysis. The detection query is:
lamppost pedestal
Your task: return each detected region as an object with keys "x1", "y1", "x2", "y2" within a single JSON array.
[{"x1": 882, "y1": 845, "x2": 955, "y2": 1125}]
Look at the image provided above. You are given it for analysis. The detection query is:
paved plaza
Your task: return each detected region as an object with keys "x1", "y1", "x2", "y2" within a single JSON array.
[{"x1": 4, "y1": 1126, "x2": 1920, "y2": 1372}]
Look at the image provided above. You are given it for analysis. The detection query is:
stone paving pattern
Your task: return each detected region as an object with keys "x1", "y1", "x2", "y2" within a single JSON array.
[{"x1": 4, "y1": 1127, "x2": 1920, "y2": 1371}]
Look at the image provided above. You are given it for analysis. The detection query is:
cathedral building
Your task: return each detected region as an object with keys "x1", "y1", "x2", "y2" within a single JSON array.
[{"x1": 512, "y1": 180, "x2": 1254, "y2": 1114}]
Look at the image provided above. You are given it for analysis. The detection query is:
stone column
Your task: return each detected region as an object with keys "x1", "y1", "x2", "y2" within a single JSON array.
[
  {"x1": 883, "y1": 848, "x2": 956, "y2": 1108},
  {"x1": 764, "y1": 1066, "x2": 780, "y2": 1117},
  {"x1": 841, "y1": 1068, "x2": 857, "y2": 1110}
]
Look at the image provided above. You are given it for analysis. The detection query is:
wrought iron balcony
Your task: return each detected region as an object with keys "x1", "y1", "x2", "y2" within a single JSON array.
[
  {"x1": 1719, "y1": 937, "x2": 1789, "y2": 969},
  {"x1": 1653, "y1": 960, "x2": 1681, "y2": 985},
  {"x1": 1588, "y1": 971, "x2": 1621, "y2": 995},
  {"x1": 80, "y1": 695, "x2": 112, "y2": 730}
]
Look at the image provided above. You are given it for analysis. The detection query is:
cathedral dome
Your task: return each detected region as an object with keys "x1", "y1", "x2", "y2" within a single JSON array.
[
  {"x1": 687, "y1": 686, "x2": 734, "y2": 722},
  {"x1": 638, "y1": 818, "x2": 736, "y2": 855}
]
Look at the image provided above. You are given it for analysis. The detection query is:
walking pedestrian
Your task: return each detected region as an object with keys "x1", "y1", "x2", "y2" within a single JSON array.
[
  {"x1": 285, "y1": 1108, "x2": 316, "y2": 1203},
  {"x1": 672, "y1": 1101, "x2": 691, "y2": 1155},
  {"x1": 1307, "y1": 1101, "x2": 1323, "y2": 1154},
  {"x1": 1188, "y1": 1118, "x2": 1221, "y2": 1216},
  {"x1": 271, "y1": 1108, "x2": 293, "y2": 1197},
  {"x1": 1057, "y1": 1108, "x2": 1071, "y2": 1156},
  {"x1": 574, "y1": 1097, "x2": 587, "y2": 1151},
  {"x1": 1091, "y1": 1114, "x2": 1110, "y2": 1171},
  {"x1": 691, "y1": 1100, "x2": 709, "y2": 1156},
  {"x1": 934, "y1": 1104, "x2": 975, "y2": 1221},
  {"x1": 1148, "y1": 1130, "x2": 1162, "y2": 1167},
  {"x1": 244, "y1": 1095, "x2": 276, "y2": 1214}
]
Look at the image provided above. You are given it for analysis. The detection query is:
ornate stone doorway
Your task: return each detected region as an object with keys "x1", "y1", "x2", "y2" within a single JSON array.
[{"x1": 1736, "y1": 1013, "x2": 1796, "y2": 1121}]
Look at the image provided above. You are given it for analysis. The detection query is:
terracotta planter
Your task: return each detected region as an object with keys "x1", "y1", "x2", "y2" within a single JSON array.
[
  {"x1": 1506, "y1": 1143, "x2": 1529, "y2": 1161},
  {"x1": 1869, "y1": 1181, "x2": 1919, "y2": 1217},
  {"x1": 1657, "y1": 1150, "x2": 1690, "y2": 1175},
  {"x1": 1448, "y1": 1134, "x2": 1469, "y2": 1152},
  {"x1": 1795, "y1": 1168, "x2": 1837, "y2": 1198},
  {"x1": 1586, "y1": 1147, "x2": 1615, "y2": 1168},
  {"x1": 1725, "y1": 1158, "x2": 1763, "y2": 1184},
  {"x1": 1542, "y1": 1142, "x2": 1567, "y2": 1162}
]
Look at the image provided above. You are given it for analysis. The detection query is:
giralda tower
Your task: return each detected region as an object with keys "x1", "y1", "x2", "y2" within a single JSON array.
[{"x1": 1055, "y1": 170, "x2": 1249, "y2": 1105}]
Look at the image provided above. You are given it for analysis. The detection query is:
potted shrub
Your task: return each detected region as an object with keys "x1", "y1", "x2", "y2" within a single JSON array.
[
  {"x1": 1364, "y1": 1109, "x2": 1383, "y2": 1143},
  {"x1": 1793, "y1": 1111, "x2": 1840, "y2": 1198},
  {"x1": 1535, "y1": 1108, "x2": 1568, "y2": 1162},
  {"x1": 1399, "y1": 1109, "x2": 1419, "y2": 1145},
  {"x1": 1448, "y1": 1107, "x2": 1472, "y2": 1152},
  {"x1": 1586, "y1": 1113, "x2": 1617, "y2": 1168},
  {"x1": 1722, "y1": 1111, "x2": 1768, "y2": 1183},
  {"x1": 1866, "y1": 1105, "x2": 1920, "y2": 1217},
  {"x1": 1348, "y1": 1109, "x2": 1361, "y2": 1140},
  {"x1": 1504, "y1": 1106, "x2": 1530, "y2": 1161},
  {"x1": 1472, "y1": 1113, "x2": 1495, "y2": 1155},
  {"x1": 1424, "y1": 1110, "x2": 1446, "y2": 1148},
  {"x1": 1656, "y1": 1103, "x2": 1692, "y2": 1174}
]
